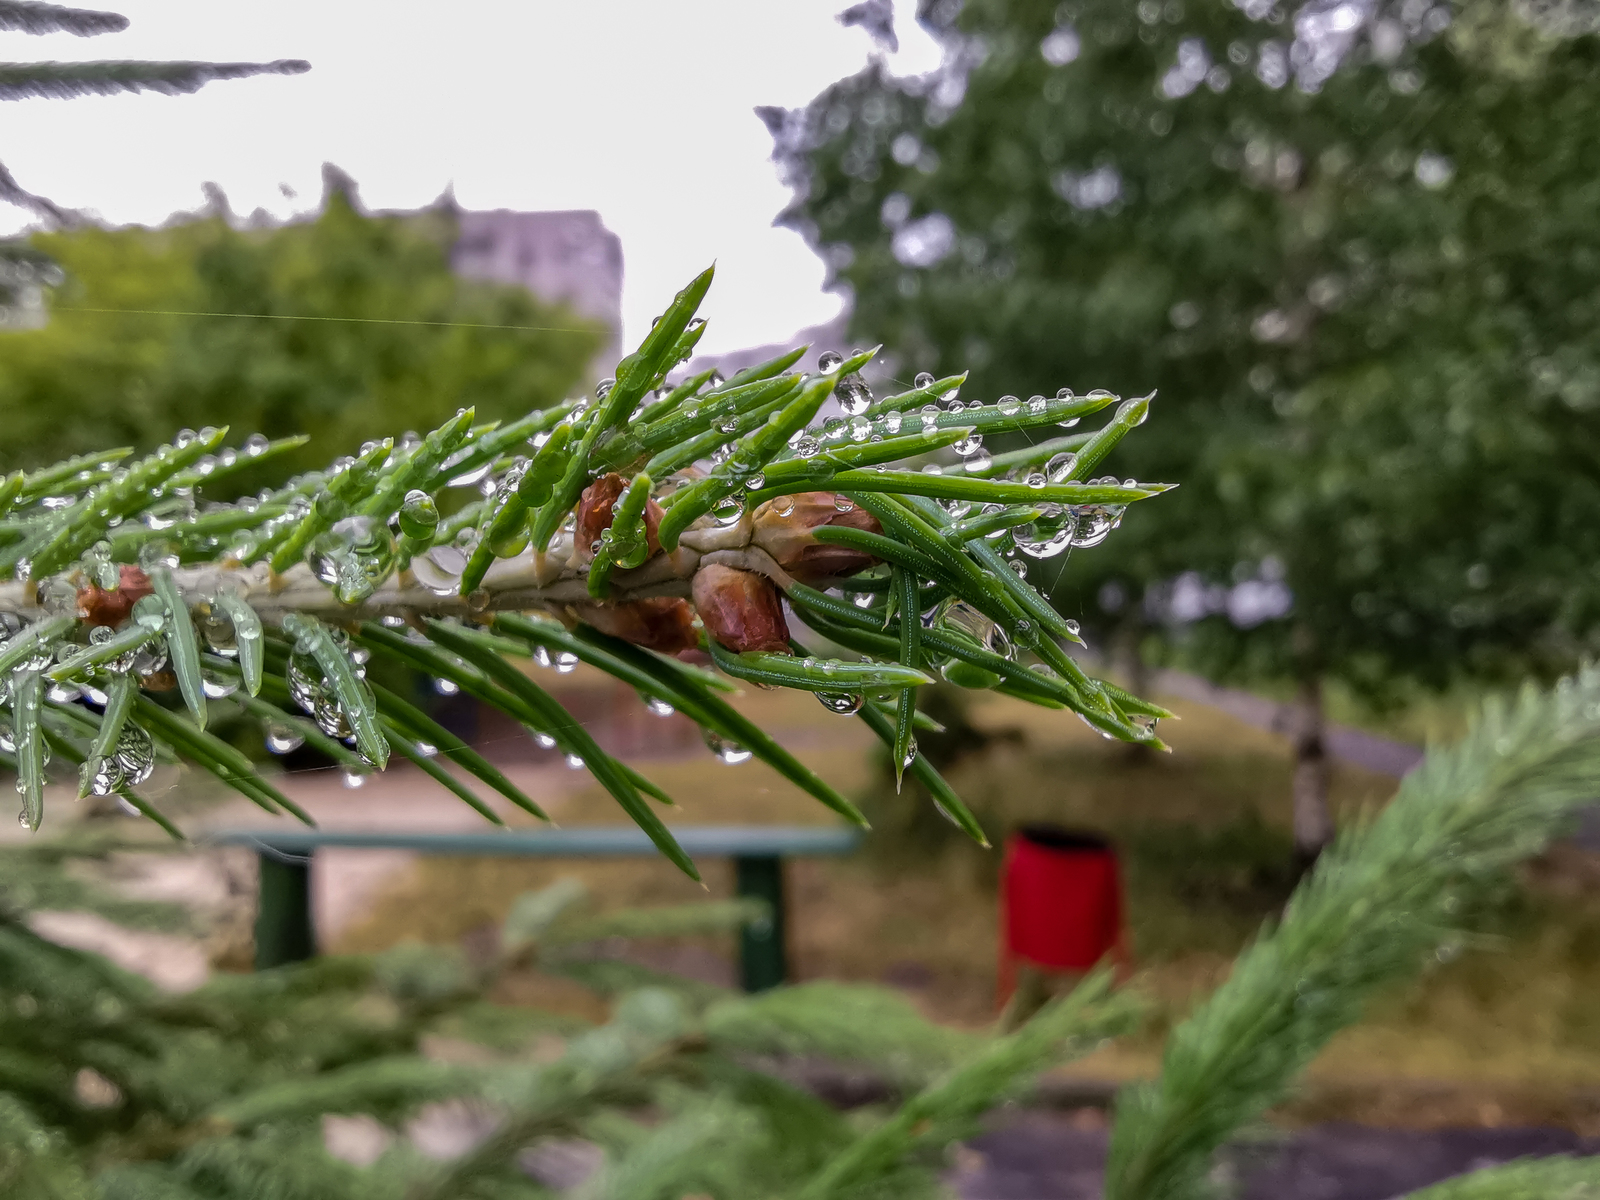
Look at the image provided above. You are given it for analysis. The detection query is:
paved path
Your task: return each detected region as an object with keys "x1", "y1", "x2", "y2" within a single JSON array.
[
  {"x1": 951, "y1": 1113, "x2": 1600, "y2": 1199},
  {"x1": 1150, "y1": 669, "x2": 1425, "y2": 777},
  {"x1": 1151, "y1": 668, "x2": 1600, "y2": 850}
]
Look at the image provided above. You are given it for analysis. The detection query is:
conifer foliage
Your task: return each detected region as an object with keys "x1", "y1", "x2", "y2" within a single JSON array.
[
  {"x1": 3, "y1": 671, "x2": 1600, "y2": 1196},
  {"x1": 0, "y1": 266, "x2": 1173, "y2": 870}
]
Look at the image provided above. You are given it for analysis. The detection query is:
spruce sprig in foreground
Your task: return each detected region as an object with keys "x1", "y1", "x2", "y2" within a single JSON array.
[
  {"x1": 4, "y1": 671, "x2": 1600, "y2": 1195},
  {"x1": 0, "y1": 267, "x2": 1172, "y2": 869},
  {"x1": 1106, "y1": 665, "x2": 1600, "y2": 1200}
]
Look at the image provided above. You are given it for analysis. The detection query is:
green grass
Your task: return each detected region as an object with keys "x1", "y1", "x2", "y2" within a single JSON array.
[{"x1": 330, "y1": 677, "x2": 1600, "y2": 1126}]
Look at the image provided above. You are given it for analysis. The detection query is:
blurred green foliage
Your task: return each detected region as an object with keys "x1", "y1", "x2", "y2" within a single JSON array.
[
  {"x1": 773, "y1": 0, "x2": 1600, "y2": 702},
  {"x1": 0, "y1": 189, "x2": 604, "y2": 491}
]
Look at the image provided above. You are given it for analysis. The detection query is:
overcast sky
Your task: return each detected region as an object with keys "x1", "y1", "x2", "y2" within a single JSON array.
[{"x1": 0, "y1": 2, "x2": 943, "y2": 353}]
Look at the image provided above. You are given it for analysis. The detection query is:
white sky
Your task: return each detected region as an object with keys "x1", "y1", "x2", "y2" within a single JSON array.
[{"x1": 0, "y1": 1, "x2": 943, "y2": 353}]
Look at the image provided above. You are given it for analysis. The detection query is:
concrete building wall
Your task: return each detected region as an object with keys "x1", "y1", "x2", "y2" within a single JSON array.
[{"x1": 450, "y1": 208, "x2": 623, "y2": 372}]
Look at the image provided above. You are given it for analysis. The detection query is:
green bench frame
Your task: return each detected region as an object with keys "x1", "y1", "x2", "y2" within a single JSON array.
[{"x1": 207, "y1": 826, "x2": 862, "y2": 992}]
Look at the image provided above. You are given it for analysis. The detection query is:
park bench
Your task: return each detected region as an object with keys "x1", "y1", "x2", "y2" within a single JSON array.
[{"x1": 206, "y1": 825, "x2": 862, "y2": 992}]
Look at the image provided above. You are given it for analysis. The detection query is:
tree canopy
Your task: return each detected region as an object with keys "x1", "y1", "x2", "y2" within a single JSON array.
[
  {"x1": 769, "y1": 0, "x2": 1600, "y2": 702},
  {"x1": 0, "y1": 187, "x2": 606, "y2": 488}
]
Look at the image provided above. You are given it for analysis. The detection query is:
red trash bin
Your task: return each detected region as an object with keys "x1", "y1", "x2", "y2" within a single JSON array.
[{"x1": 998, "y1": 825, "x2": 1128, "y2": 1007}]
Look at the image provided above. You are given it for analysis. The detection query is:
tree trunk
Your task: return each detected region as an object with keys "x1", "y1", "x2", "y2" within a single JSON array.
[{"x1": 1288, "y1": 674, "x2": 1333, "y2": 866}]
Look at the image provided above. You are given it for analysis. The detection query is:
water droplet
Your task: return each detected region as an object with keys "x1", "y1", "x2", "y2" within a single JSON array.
[
  {"x1": 595, "y1": 378, "x2": 615, "y2": 400},
  {"x1": 131, "y1": 593, "x2": 168, "y2": 633},
  {"x1": 113, "y1": 722, "x2": 154, "y2": 786},
  {"x1": 564, "y1": 753, "x2": 585, "y2": 770},
  {"x1": 412, "y1": 545, "x2": 468, "y2": 596},
  {"x1": 342, "y1": 769, "x2": 366, "y2": 789},
  {"x1": 903, "y1": 740, "x2": 919, "y2": 770},
  {"x1": 792, "y1": 435, "x2": 821, "y2": 459},
  {"x1": 834, "y1": 495, "x2": 855, "y2": 513},
  {"x1": 962, "y1": 448, "x2": 992, "y2": 473},
  {"x1": 313, "y1": 693, "x2": 353, "y2": 740},
  {"x1": 744, "y1": 472, "x2": 765, "y2": 491},
  {"x1": 533, "y1": 731, "x2": 558, "y2": 750},
  {"x1": 1009, "y1": 560, "x2": 1028, "y2": 577},
  {"x1": 711, "y1": 494, "x2": 745, "y2": 526},
  {"x1": 243, "y1": 433, "x2": 270, "y2": 456},
  {"x1": 835, "y1": 373, "x2": 874, "y2": 416},
  {"x1": 1046, "y1": 452, "x2": 1079, "y2": 483},
  {"x1": 646, "y1": 697, "x2": 675, "y2": 718},
  {"x1": 998, "y1": 396, "x2": 1021, "y2": 416},
  {"x1": 1064, "y1": 619, "x2": 1081, "y2": 636},
  {"x1": 953, "y1": 431, "x2": 983, "y2": 457},
  {"x1": 398, "y1": 489, "x2": 439, "y2": 540},
  {"x1": 554, "y1": 651, "x2": 580, "y2": 674},
  {"x1": 703, "y1": 728, "x2": 753, "y2": 764},
  {"x1": 1070, "y1": 505, "x2": 1120, "y2": 548},
  {"x1": 848, "y1": 415, "x2": 872, "y2": 442},
  {"x1": 772, "y1": 495, "x2": 796, "y2": 517},
  {"x1": 1027, "y1": 396, "x2": 1048, "y2": 415},
  {"x1": 266, "y1": 725, "x2": 305, "y2": 755},
  {"x1": 1026, "y1": 472, "x2": 1046, "y2": 489},
  {"x1": 433, "y1": 677, "x2": 461, "y2": 696},
  {"x1": 931, "y1": 598, "x2": 1015, "y2": 687},
  {"x1": 137, "y1": 541, "x2": 180, "y2": 572},
  {"x1": 816, "y1": 691, "x2": 864, "y2": 715},
  {"x1": 38, "y1": 579, "x2": 79, "y2": 620},
  {"x1": 914, "y1": 371, "x2": 935, "y2": 389},
  {"x1": 818, "y1": 350, "x2": 843, "y2": 372},
  {"x1": 449, "y1": 462, "x2": 493, "y2": 489},
  {"x1": 853, "y1": 591, "x2": 875, "y2": 609},
  {"x1": 1013, "y1": 503, "x2": 1076, "y2": 559},
  {"x1": 200, "y1": 672, "x2": 239, "y2": 699}
]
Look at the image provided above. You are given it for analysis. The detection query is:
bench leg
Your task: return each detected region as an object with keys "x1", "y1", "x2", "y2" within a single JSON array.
[
  {"x1": 735, "y1": 854, "x2": 787, "y2": 992},
  {"x1": 255, "y1": 850, "x2": 316, "y2": 970}
]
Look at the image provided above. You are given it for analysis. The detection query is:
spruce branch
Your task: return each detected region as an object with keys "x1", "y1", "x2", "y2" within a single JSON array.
[
  {"x1": 0, "y1": 156, "x2": 75, "y2": 224},
  {"x1": 0, "y1": 269, "x2": 1168, "y2": 854},
  {"x1": 1396, "y1": 1156, "x2": 1600, "y2": 1198},
  {"x1": 0, "y1": 59, "x2": 311, "y2": 101},
  {"x1": 0, "y1": 1, "x2": 127, "y2": 37},
  {"x1": 1104, "y1": 668, "x2": 1600, "y2": 1200},
  {"x1": 795, "y1": 969, "x2": 1142, "y2": 1200}
]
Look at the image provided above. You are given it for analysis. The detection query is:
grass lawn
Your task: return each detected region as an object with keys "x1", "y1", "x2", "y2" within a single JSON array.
[{"x1": 333, "y1": 666, "x2": 1600, "y2": 1132}]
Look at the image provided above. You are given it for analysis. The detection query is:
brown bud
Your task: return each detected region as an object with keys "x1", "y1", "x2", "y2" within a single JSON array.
[
  {"x1": 574, "y1": 472, "x2": 662, "y2": 560},
  {"x1": 78, "y1": 564, "x2": 154, "y2": 628},
  {"x1": 574, "y1": 597, "x2": 700, "y2": 654},
  {"x1": 140, "y1": 669, "x2": 178, "y2": 693},
  {"x1": 750, "y1": 492, "x2": 882, "y2": 584},
  {"x1": 692, "y1": 564, "x2": 790, "y2": 654}
]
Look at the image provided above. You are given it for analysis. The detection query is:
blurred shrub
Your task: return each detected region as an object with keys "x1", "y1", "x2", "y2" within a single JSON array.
[{"x1": 0, "y1": 189, "x2": 604, "y2": 489}]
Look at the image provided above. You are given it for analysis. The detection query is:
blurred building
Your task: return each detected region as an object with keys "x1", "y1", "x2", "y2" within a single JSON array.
[{"x1": 449, "y1": 207, "x2": 624, "y2": 371}]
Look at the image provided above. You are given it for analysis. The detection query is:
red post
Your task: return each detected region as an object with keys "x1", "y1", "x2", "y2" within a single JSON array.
[{"x1": 998, "y1": 825, "x2": 1128, "y2": 1007}]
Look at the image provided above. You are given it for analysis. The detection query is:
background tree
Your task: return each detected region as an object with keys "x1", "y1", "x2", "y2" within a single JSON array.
[
  {"x1": 766, "y1": 0, "x2": 1600, "y2": 857},
  {"x1": 0, "y1": 173, "x2": 606, "y2": 484},
  {"x1": 0, "y1": 0, "x2": 307, "y2": 222}
]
